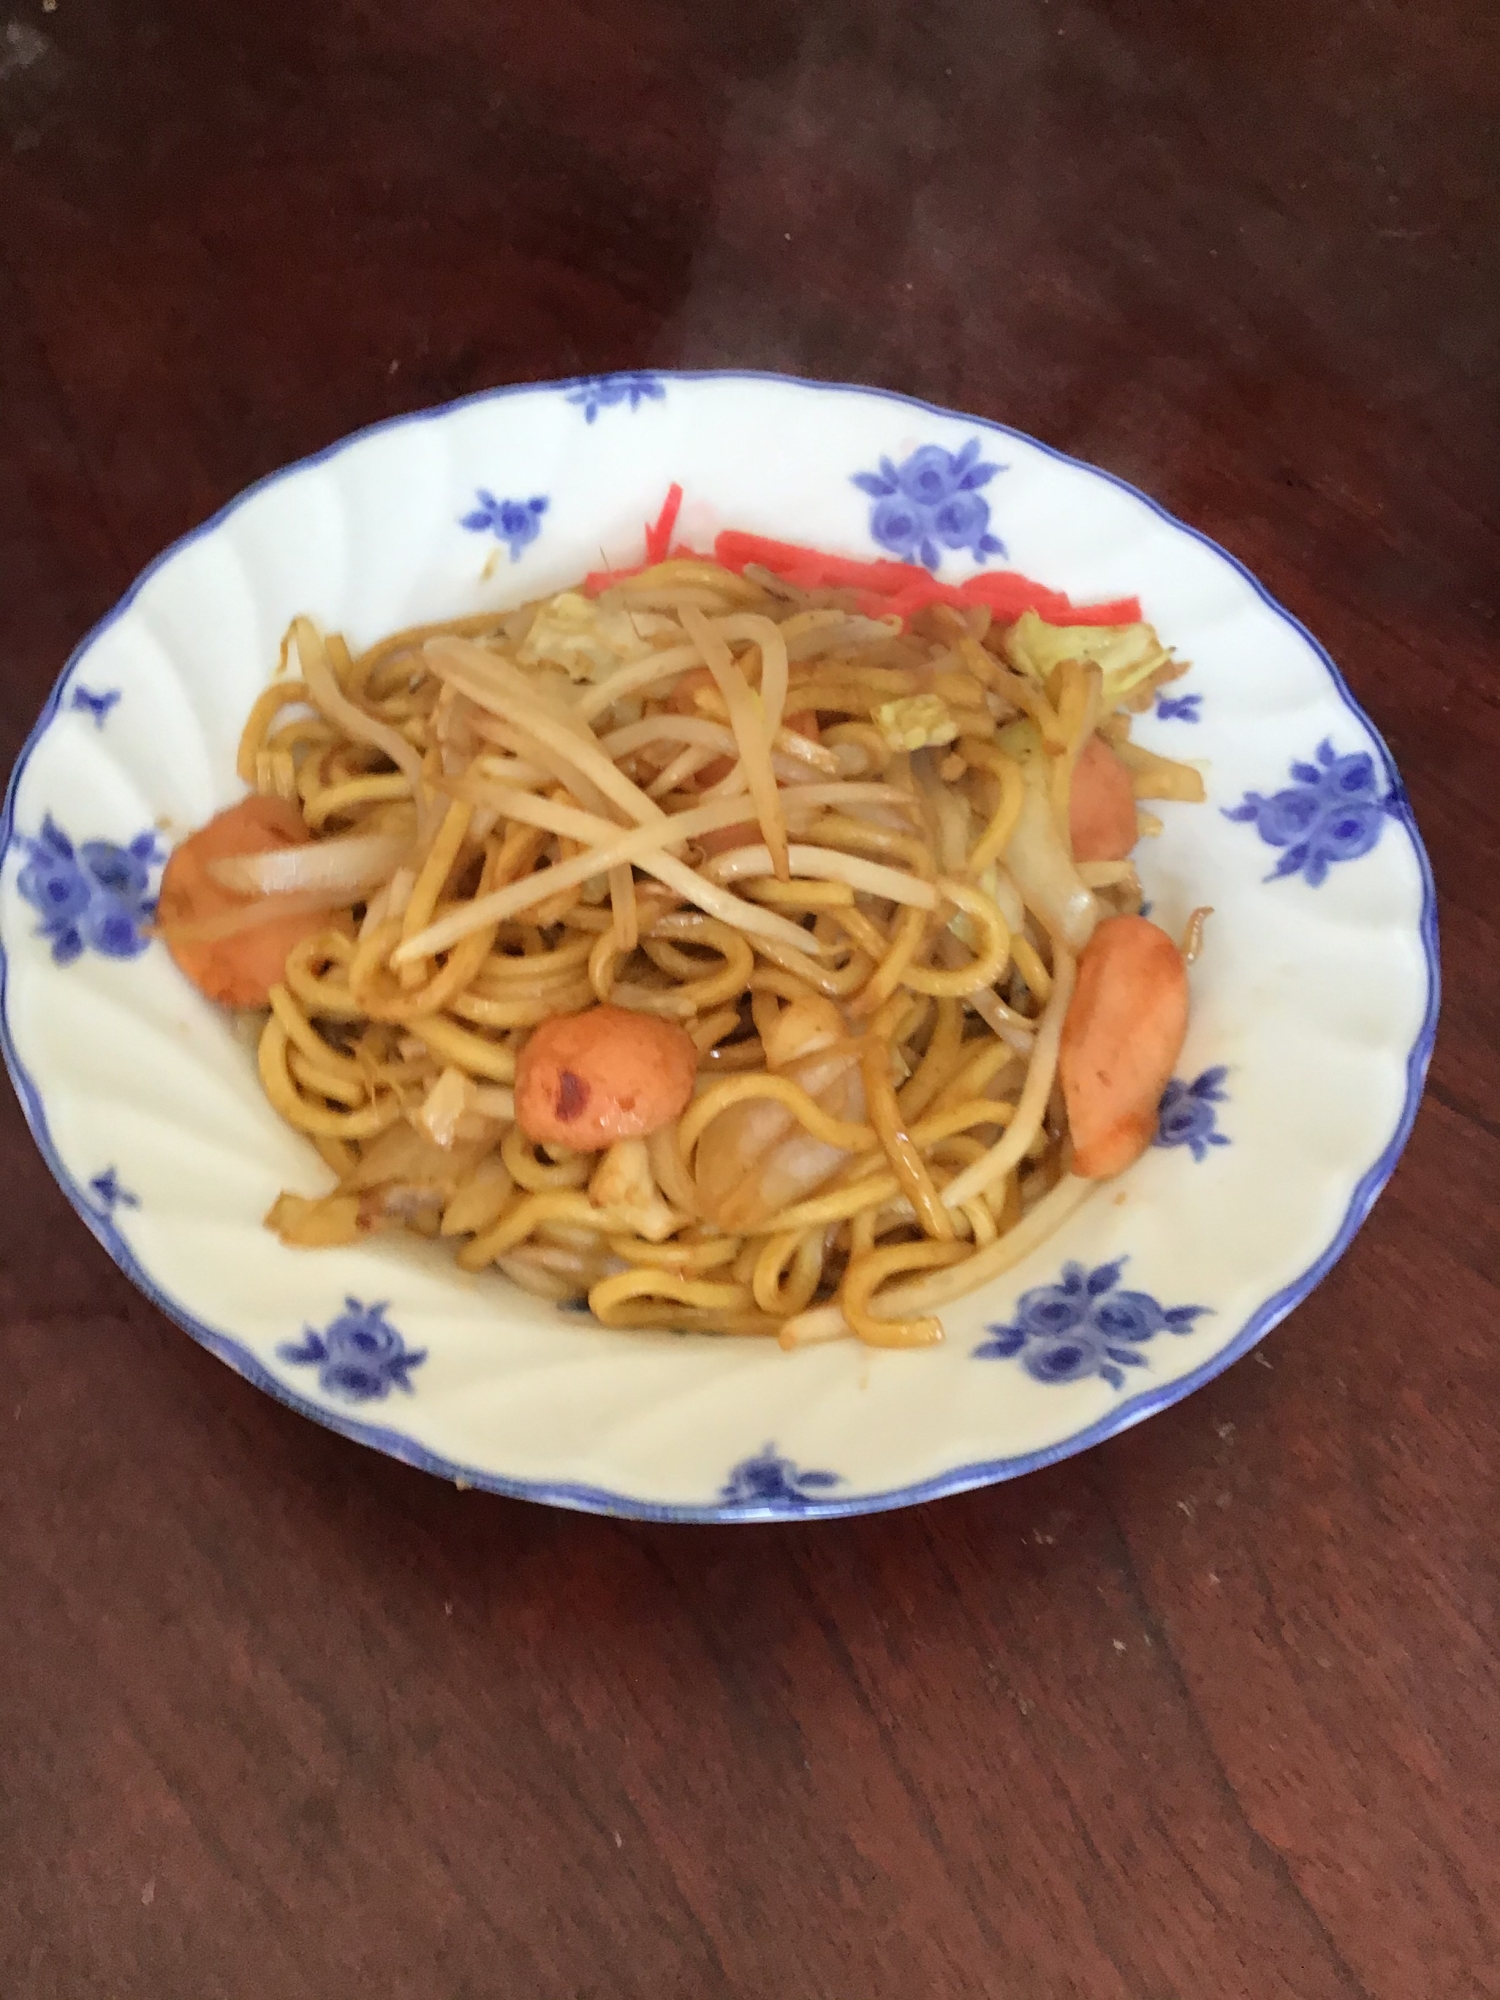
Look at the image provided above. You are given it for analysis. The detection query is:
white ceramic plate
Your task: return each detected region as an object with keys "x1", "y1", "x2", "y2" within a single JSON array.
[{"x1": 0, "y1": 371, "x2": 1437, "y2": 1520}]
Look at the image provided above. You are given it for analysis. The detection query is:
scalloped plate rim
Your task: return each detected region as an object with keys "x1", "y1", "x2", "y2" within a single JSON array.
[{"x1": 0, "y1": 368, "x2": 1440, "y2": 1523}]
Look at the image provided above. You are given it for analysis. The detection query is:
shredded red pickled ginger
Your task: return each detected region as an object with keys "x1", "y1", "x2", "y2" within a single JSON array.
[{"x1": 584, "y1": 495, "x2": 1141, "y2": 628}]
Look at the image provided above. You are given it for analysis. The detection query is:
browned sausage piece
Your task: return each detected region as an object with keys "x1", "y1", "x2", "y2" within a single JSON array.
[
  {"x1": 1069, "y1": 734, "x2": 1139, "y2": 863},
  {"x1": 1059, "y1": 915, "x2": 1189, "y2": 1178},
  {"x1": 158, "y1": 796, "x2": 329, "y2": 1009},
  {"x1": 514, "y1": 1005, "x2": 699, "y2": 1151}
]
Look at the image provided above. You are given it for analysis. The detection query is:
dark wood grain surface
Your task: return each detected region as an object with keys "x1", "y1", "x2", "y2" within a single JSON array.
[{"x1": 3, "y1": 2, "x2": 1497, "y2": 1994}]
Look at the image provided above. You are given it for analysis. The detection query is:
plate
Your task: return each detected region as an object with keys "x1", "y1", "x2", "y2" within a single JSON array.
[{"x1": 0, "y1": 371, "x2": 1438, "y2": 1520}]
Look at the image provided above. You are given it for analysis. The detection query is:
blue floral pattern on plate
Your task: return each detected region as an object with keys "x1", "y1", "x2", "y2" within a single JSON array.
[
  {"x1": 13, "y1": 817, "x2": 162, "y2": 965},
  {"x1": 278, "y1": 1299, "x2": 426, "y2": 1403},
  {"x1": 0, "y1": 371, "x2": 1439, "y2": 1524},
  {"x1": 1224, "y1": 738, "x2": 1403, "y2": 887},
  {"x1": 460, "y1": 489, "x2": 548, "y2": 561},
  {"x1": 976, "y1": 1260, "x2": 1209, "y2": 1390},
  {"x1": 70, "y1": 686, "x2": 121, "y2": 728},
  {"x1": 1155, "y1": 1067, "x2": 1230, "y2": 1160},
  {"x1": 564, "y1": 373, "x2": 666, "y2": 423},
  {"x1": 87, "y1": 1167, "x2": 139, "y2": 1217},
  {"x1": 719, "y1": 1445, "x2": 842, "y2": 1509},
  {"x1": 1155, "y1": 690, "x2": 1201, "y2": 722},
  {"x1": 853, "y1": 439, "x2": 1006, "y2": 571}
]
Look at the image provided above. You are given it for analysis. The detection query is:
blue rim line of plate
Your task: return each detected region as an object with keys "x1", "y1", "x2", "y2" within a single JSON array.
[{"x1": 0, "y1": 370, "x2": 1441, "y2": 1524}]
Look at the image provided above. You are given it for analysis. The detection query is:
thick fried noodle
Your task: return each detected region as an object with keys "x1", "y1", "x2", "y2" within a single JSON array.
[{"x1": 212, "y1": 548, "x2": 1202, "y2": 1346}]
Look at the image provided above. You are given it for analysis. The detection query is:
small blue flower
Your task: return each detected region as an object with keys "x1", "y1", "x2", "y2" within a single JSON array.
[
  {"x1": 460, "y1": 489, "x2": 549, "y2": 562},
  {"x1": 932, "y1": 489, "x2": 996, "y2": 555},
  {"x1": 80, "y1": 839, "x2": 154, "y2": 903},
  {"x1": 719, "y1": 1445, "x2": 842, "y2": 1509},
  {"x1": 1155, "y1": 690, "x2": 1201, "y2": 723},
  {"x1": 976, "y1": 1259, "x2": 1208, "y2": 1390},
  {"x1": 1155, "y1": 1067, "x2": 1231, "y2": 1161},
  {"x1": 895, "y1": 442, "x2": 972, "y2": 506},
  {"x1": 1011, "y1": 1266, "x2": 1096, "y2": 1339},
  {"x1": 1225, "y1": 738, "x2": 1399, "y2": 887},
  {"x1": 20, "y1": 848, "x2": 90, "y2": 926},
  {"x1": 1026, "y1": 1329, "x2": 1110, "y2": 1385},
  {"x1": 14, "y1": 816, "x2": 161, "y2": 964},
  {"x1": 278, "y1": 1298, "x2": 426, "y2": 1403},
  {"x1": 869, "y1": 493, "x2": 932, "y2": 567},
  {"x1": 79, "y1": 894, "x2": 145, "y2": 958},
  {"x1": 87, "y1": 1168, "x2": 139, "y2": 1216},
  {"x1": 70, "y1": 685, "x2": 121, "y2": 727},
  {"x1": 853, "y1": 438, "x2": 1006, "y2": 572},
  {"x1": 564, "y1": 373, "x2": 666, "y2": 423},
  {"x1": 1092, "y1": 1288, "x2": 1166, "y2": 1343}
]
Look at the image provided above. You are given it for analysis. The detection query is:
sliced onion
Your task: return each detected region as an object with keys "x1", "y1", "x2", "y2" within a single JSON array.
[
  {"x1": 693, "y1": 1041, "x2": 866, "y2": 1232},
  {"x1": 1004, "y1": 756, "x2": 1100, "y2": 951},
  {"x1": 155, "y1": 887, "x2": 354, "y2": 945},
  {"x1": 416, "y1": 1066, "x2": 473, "y2": 1149},
  {"x1": 208, "y1": 829, "x2": 409, "y2": 899},
  {"x1": 911, "y1": 747, "x2": 972, "y2": 874},
  {"x1": 344, "y1": 1118, "x2": 493, "y2": 1191}
]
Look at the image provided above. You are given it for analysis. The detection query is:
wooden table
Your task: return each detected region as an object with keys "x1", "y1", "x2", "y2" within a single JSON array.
[{"x1": 3, "y1": 2, "x2": 1495, "y2": 1993}]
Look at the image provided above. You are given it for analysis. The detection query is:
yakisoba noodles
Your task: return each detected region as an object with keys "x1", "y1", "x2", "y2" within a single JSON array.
[{"x1": 156, "y1": 499, "x2": 1207, "y2": 1348}]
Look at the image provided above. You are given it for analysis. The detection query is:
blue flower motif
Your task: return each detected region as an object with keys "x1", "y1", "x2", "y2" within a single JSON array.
[
  {"x1": 70, "y1": 685, "x2": 121, "y2": 728},
  {"x1": 564, "y1": 373, "x2": 666, "y2": 423},
  {"x1": 13, "y1": 816, "x2": 162, "y2": 965},
  {"x1": 87, "y1": 1168, "x2": 139, "y2": 1216},
  {"x1": 1155, "y1": 690, "x2": 1201, "y2": 723},
  {"x1": 975, "y1": 1259, "x2": 1209, "y2": 1391},
  {"x1": 1155, "y1": 1067, "x2": 1230, "y2": 1161},
  {"x1": 1224, "y1": 738, "x2": 1403, "y2": 888},
  {"x1": 459, "y1": 489, "x2": 549, "y2": 561},
  {"x1": 278, "y1": 1298, "x2": 426, "y2": 1403},
  {"x1": 719, "y1": 1445, "x2": 842, "y2": 1509},
  {"x1": 853, "y1": 438, "x2": 1006, "y2": 571}
]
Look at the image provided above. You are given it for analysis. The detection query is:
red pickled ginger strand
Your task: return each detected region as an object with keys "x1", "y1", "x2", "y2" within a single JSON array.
[
  {"x1": 643, "y1": 482, "x2": 684, "y2": 566},
  {"x1": 584, "y1": 484, "x2": 700, "y2": 591},
  {"x1": 580, "y1": 560, "x2": 644, "y2": 588},
  {"x1": 881, "y1": 573, "x2": 1144, "y2": 627},
  {"x1": 713, "y1": 531, "x2": 1141, "y2": 627},
  {"x1": 714, "y1": 533, "x2": 919, "y2": 596},
  {"x1": 582, "y1": 499, "x2": 1141, "y2": 626}
]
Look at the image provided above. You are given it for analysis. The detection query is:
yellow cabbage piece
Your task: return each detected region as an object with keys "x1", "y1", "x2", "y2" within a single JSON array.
[
  {"x1": 1004, "y1": 611, "x2": 1173, "y2": 707},
  {"x1": 874, "y1": 692, "x2": 960, "y2": 751},
  {"x1": 518, "y1": 592, "x2": 677, "y2": 682}
]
